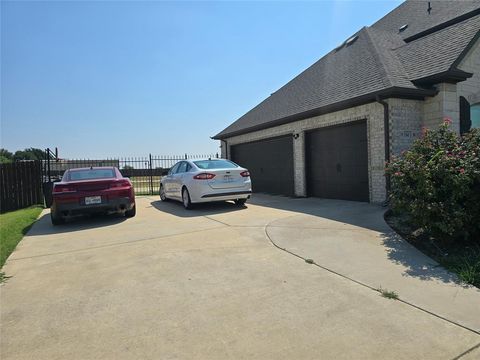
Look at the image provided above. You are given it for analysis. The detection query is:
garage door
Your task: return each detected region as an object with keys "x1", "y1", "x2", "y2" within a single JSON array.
[
  {"x1": 306, "y1": 121, "x2": 369, "y2": 202},
  {"x1": 230, "y1": 136, "x2": 294, "y2": 196}
]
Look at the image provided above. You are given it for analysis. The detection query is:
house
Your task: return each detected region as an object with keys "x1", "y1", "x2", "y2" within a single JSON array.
[{"x1": 212, "y1": 0, "x2": 480, "y2": 203}]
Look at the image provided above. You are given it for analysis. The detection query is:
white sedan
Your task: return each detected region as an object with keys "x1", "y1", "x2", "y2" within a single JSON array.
[{"x1": 159, "y1": 159, "x2": 252, "y2": 209}]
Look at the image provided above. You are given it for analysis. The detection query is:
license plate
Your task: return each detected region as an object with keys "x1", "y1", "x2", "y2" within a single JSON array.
[
  {"x1": 85, "y1": 196, "x2": 102, "y2": 205},
  {"x1": 223, "y1": 175, "x2": 233, "y2": 182}
]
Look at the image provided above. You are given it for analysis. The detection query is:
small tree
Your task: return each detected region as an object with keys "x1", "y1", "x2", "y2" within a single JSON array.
[
  {"x1": 13, "y1": 148, "x2": 45, "y2": 161},
  {"x1": 386, "y1": 119, "x2": 480, "y2": 242},
  {"x1": 0, "y1": 149, "x2": 13, "y2": 163}
]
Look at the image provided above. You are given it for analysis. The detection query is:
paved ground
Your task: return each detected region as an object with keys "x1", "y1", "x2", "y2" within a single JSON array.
[{"x1": 1, "y1": 195, "x2": 479, "y2": 359}]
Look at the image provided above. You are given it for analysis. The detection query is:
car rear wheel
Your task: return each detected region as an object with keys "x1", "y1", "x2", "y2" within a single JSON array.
[
  {"x1": 50, "y1": 210, "x2": 65, "y2": 225},
  {"x1": 182, "y1": 188, "x2": 192, "y2": 210},
  {"x1": 234, "y1": 198, "x2": 247, "y2": 206},
  {"x1": 125, "y1": 204, "x2": 136, "y2": 218},
  {"x1": 160, "y1": 185, "x2": 168, "y2": 201}
]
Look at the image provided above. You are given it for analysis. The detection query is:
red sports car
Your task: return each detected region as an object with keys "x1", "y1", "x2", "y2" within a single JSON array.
[{"x1": 50, "y1": 167, "x2": 136, "y2": 225}]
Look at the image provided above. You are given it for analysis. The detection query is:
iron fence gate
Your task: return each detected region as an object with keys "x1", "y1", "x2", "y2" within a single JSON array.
[{"x1": 43, "y1": 151, "x2": 219, "y2": 201}]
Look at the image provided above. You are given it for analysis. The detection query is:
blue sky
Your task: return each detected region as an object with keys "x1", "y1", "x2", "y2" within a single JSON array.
[{"x1": 1, "y1": 0, "x2": 401, "y2": 159}]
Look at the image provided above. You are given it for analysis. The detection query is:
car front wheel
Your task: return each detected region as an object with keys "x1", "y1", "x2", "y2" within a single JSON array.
[
  {"x1": 182, "y1": 188, "x2": 192, "y2": 210},
  {"x1": 160, "y1": 184, "x2": 168, "y2": 201}
]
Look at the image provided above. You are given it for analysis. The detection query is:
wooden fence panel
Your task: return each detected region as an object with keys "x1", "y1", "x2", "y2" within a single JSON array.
[{"x1": 0, "y1": 161, "x2": 43, "y2": 213}]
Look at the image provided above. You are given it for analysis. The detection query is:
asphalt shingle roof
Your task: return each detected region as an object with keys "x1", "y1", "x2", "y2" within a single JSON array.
[
  {"x1": 372, "y1": 0, "x2": 480, "y2": 40},
  {"x1": 394, "y1": 13, "x2": 480, "y2": 80},
  {"x1": 214, "y1": 0, "x2": 480, "y2": 139}
]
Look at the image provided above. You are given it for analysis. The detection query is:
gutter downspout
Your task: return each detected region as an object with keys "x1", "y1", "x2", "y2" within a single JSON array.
[
  {"x1": 220, "y1": 139, "x2": 228, "y2": 159},
  {"x1": 376, "y1": 95, "x2": 391, "y2": 199}
]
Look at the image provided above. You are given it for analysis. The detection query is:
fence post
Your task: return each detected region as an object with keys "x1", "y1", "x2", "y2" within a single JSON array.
[
  {"x1": 46, "y1": 148, "x2": 51, "y2": 182},
  {"x1": 149, "y1": 153, "x2": 154, "y2": 195}
]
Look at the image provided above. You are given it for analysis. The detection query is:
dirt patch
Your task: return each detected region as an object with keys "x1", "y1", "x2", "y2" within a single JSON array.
[{"x1": 385, "y1": 210, "x2": 480, "y2": 289}]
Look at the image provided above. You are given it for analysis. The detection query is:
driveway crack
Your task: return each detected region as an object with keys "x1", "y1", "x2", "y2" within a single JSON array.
[
  {"x1": 451, "y1": 342, "x2": 480, "y2": 360},
  {"x1": 204, "y1": 216, "x2": 232, "y2": 227},
  {"x1": 263, "y1": 218, "x2": 480, "y2": 337}
]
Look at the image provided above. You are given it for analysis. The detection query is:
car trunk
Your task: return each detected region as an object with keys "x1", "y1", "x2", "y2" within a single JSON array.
[
  {"x1": 207, "y1": 169, "x2": 246, "y2": 189},
  {"x1": 70, "y1": 179, "x2": 116, "y2": 191}
]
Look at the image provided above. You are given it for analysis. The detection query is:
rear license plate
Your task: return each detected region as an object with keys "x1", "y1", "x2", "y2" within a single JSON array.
[
  {"x1": 85, "y1": 196, "x2": 102, "y2": 205},
  {"x1": 223, "y1": 175, "x2": 233, "y2": 182}
]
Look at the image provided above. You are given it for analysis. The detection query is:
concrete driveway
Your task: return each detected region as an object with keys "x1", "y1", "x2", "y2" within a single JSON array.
[{"x1": 1, "y1": 195, "x2": 479, "y2": 359}]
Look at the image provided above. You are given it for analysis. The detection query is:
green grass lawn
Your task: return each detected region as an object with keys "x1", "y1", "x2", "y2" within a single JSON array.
[
  {"x1": 1, "y1": 206, "x2": 43, "y2": 269},
  {"x1": 129, "y1": 176, "x2": 162, "y2": 195}
]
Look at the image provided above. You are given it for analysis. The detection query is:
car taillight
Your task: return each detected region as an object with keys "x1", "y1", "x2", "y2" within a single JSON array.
[
  {"x1": 240, "y1": 171, "x2": 250, "y2": 177},
  {"x1": 110, "y1": 180, "x2": 131, "y2": 188},
  {"x1": 53, "y1": 185, "x2": 76, "y2": 193},
  {"x1": 193, "y1": 173, "x2": 216, "y2": 180}
]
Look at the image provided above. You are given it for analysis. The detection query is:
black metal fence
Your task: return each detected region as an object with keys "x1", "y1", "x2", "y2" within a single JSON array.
[{"x1": 43, "y1": 153, "x2": 219, "y2": 196}]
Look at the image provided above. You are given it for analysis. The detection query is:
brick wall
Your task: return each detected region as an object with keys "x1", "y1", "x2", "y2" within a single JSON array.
[
  {"x1": 388, "y1": 98, "x2": 423, "y2": 155},
  {"x1": 221, "y1": 102, "x2": 386, "y2": 203}
]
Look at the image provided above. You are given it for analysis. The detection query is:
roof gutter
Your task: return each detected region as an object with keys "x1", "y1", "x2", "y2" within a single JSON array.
[
  {"x1": 209, "y1": 136, "x2": 229, "y2": 159},
  {"x1": 375, "y1": 95, "x2": 391, "y2": 198},
  {"x1": 413, "y1": 69, "x2": 473, "y2": 86},
  {"x1": 213, "y1": 87, "x2": 437, "y2": 140}
]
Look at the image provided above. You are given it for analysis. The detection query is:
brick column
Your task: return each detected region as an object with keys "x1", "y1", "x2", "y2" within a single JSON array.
[{"x1": 293, "y1": 131, "x2": 306, "y2": 197}]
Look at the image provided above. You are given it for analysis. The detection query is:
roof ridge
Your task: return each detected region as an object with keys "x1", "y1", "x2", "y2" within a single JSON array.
[
  {"x1": 450, "y1": 27, "x2": 480, "y2": 70},
  {"x1": 371, "y1": 0, "x2": 480, "y2": 41},
  {"x1": 403, "y1": 5, "x2": 480, "y2": 42},
  {"x1": 362, "y1": 27, "x2": 398, "y2": 88},
  {"x1": 392, "y1": 11, "x2": 480, "y2": 51}
]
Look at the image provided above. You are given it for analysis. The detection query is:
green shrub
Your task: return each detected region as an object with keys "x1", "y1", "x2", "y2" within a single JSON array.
[{"x1": 386, "y1": 119, "x2": 480, "y2": 242}]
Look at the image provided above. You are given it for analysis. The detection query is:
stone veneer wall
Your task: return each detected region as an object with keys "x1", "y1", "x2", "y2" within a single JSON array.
[
  {"x1": 221, "y1": 102, "x2": 386, "y2": 203},
  {"x1": 458, "y1": 38, "x2": 480, "y2": 106},
  {"x1": 423, "y1": 38, "x2": 480, "y2": 132},
  {"x1": 423, "y1": 83, "x2": 460, "y2": 132}
]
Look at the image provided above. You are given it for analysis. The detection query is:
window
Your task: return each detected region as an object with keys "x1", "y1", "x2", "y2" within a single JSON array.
[
  {"x1": 169, "y1": 163, "x2": 180, "y2": 175},
  {"x1": 69, "y1": 169, "x2": 115, "y2": 181},
  {"x1": 460, "y1": 97, "x2": 480, "y2": 133},
  {"x1": 194, "y1": 159, "x2": 238, "y2": 169},
  {"x1": 177, "y1": 162, "x2": 188, "y2": 173},
  {"x1": 460, "y1": 96, "x2": 471, "y2": 134},
  {"x1": 471, "y1": 103, "x2": 480, "y2": 129}
]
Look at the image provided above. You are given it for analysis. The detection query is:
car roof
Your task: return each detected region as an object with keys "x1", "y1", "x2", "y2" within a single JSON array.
[{"x1": 189, "y1": 158, "x2": 228, "y2": 162}]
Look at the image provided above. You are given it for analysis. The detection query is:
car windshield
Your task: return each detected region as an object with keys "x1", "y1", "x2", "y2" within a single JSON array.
[
  {"x1": 194, "y1": 160, "x2": 238, "y2": 170},
  {"x1": 69, "y1": 169, "x2": 116, "y2": 181}
]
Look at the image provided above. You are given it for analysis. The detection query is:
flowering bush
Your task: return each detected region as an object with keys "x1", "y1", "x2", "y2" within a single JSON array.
[{"x1": 386, "y1": 119, "x2": 480, "y2": 242}]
